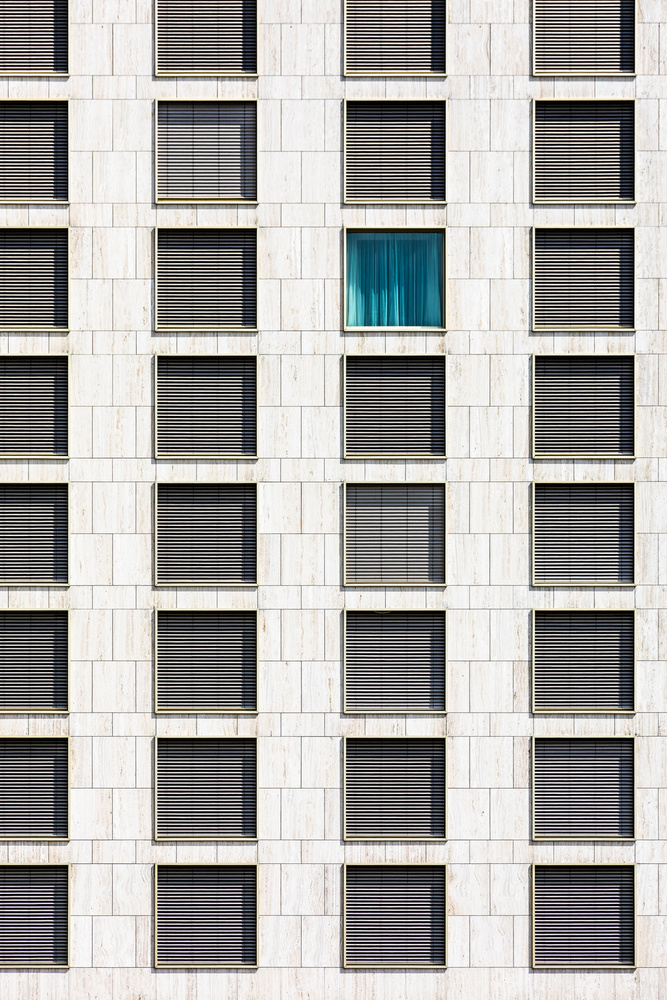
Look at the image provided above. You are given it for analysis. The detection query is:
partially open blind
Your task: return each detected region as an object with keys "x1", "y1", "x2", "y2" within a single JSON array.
[
  {"x1": 0, "y1": 356, "x2": 67, "y2": 455},
  {"x1": 534, "y1": 0, "x2": 634, "y2": 74},
  {"x1": 345, "y1": 0, "x2": 446, "y2": 74},
  {"x1": 156, "y1": 0, "x2": 257, "y2": 75},
  {"x1": 0, "y1": 1, "x2": 68, "y2": 74},
  {"x1": 0, "y1": 739, "x2": 68, "y2": 838},
  {"x1": 0, "y1": 484, "x2": 68, "y2": 584},
  {"x1": 0, "y1": 866, "x2": 68, "y2": 967},
  {"x1": 0, "y1": 229, "x2": 68, "y2": 329}
]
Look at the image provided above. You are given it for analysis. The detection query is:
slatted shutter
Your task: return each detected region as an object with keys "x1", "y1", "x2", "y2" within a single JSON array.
[
  {"x1": 0, "y1": 739, "x2": 67, "y2": 838},
  {"x1": 0, "y1": 611, "x2": 68, "y2": 712},
  {"x1": 156, "y1": 0, "x2": 256, "y2": 75},
  {"x1": 155, "y1": 483, "x2": 256, "y2": 585},
  {"x1": 156, "y1": 610, "x2": 256, "y2": 712},
  {"x1": 0, "y1": 1, "x2": 68, "y2": 75},
  {"x1": 533, "y1": 483, "x2": 634, "y2": 585},
  {"x1": 533, "y1": 865, "x2": 635, "y2": 968},
  {"x1": 0, "y1": 229, "x2": 68, "y2": 329},
  {"x1": 0, "y1": 356, "x2": 67, "y2": 456},
  {"x1": 345, "y1": 0, "x2": 446, "y2": 74},
  {"x1": 156, "y1": 229, "x2": 256, "y2": 330},
  {"x1": 345, "y1": 484, "x2": 445, "y2": 585},
  {"x1": 0, "y1": 484, "x2": 68, "y2": 584},
  {"x1": 345, "y1": 865, "x2": 446, "y2": 967},
  {"x1": 0, "y1": 866, "x2": 68, "y2": 967},
  {"x1": 533, "y1": 229, "x2": 634, "y2": 330},
  {"x1": 157, "y1": 102, "x2": 256, "y2": 202},
  {"x1": 345, "y1": 356, "x2": 445, "y2": 456},
  {"x1": 345, "y1": 102, "x2": 445, "y2": 203},
  {"x1": 534, "y1": 0, "x2": 634, "y2": 75},
  {"x1": 533, "y1": 610, "x2": 634, "y2": 713},
  {"x1": 156, "y1": 356, "x2": 256, "y2": 457},
  {"x1": 0, "y1": 103, "x2": 67, "y2": 202},
  {"x1": 156, "y1": 865, "x2": 257, "y2": 967},
  {"x1": 156, "y1": 738, "x2": 256, "y2": 839}
]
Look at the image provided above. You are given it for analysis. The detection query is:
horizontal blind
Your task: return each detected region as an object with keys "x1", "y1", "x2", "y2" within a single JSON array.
[
  {"x1": 345, "y1": 866, "x2": 446, "y2": 966},
  {"x1": 345, "y1": 739, "x2": 445, "y2": 838},
  {"x1": 156, "y1": 738, "x2": 256, "y2": 838},
  {"x1": 0, "y1": 102, "x2": 67, "y2": 201},
  {"x1": 156, "y1": 229, "x2": 256, "y2": 329},
  {"x1": 534, "y1": 865, "x2": 634, "y2": 967},
  {"x1": 0, "y1": 356, "x2": 67, "y2": 455},
  {"x1": 156, "y1": 865, "x2": 256, "y2": 966},
  {"x1": 346, "y1": 102, "x2": 445, "y2": 202},
  {"x1": 345, "y1": 611, "x2": 445, "y2": 712},
  {"x1": 0, "y1": 485, "x2": 68, "y2": 584},
  {"x1": 156, "y1": 355, "x2": 256, "y2": 456},
  {"x1": 345, "y1": 0, "x2": 445, "y2": 74},
  {"x1": 157, "y1": 0, "x2": 256, "y2": 74},
  {"x1": 534, "y1": 610, "x2": 634, "y2": 712},
  {"x1": 156, "y1": 610, "x2": 256, "y2": 712},
  {"x1": 534, "y1": 355, "x2": 634, "y2": 456},
  {"x1": 534, "y1": 738, "x2": 634, "y2": 839},
  {"x1": 534, "y1": 483, "x2": 634, "y2": 584},
  {"x1": 0, "y1": 611, "x2": 68, "y2": 712},
  {"x1": 535, "y1": 101, "x2": 634, "y2": 202},
  {"x1": 156, "y1": 483, "x2": 256, "y2": 585},
  {"x1": 0, "y1": 866, "x2": 68, "y2": 967},
  {"x1": 534, "y1": 0, "x2": 634, "y2": 74},
  {"x1": 0, "y1": 739, "x2": 67, "y2": 838},
  {"x1": 345, "y1": 356, "x2": 445, "y2": 455},
  {"x1": 157, "y1": 102, "x2": 256, "y2": 201},
  {"x1": 0, "y1": 1, "x2": 68, "y2": 74},
  {"x1": 0, "y1": 229, "x2": 68, "y2": 329},
  {"x1": 533, "y1": 229, "x2": 634, "y2": 329}
]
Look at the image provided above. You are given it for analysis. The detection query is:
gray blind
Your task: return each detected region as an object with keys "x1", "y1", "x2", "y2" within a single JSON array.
[
  {"x1": 0, "y1": 611, "x2": 68, "y2": 712},
  {"x1": 345, "y1": 866, "x2": 446, "y2": 967},
  {"x1": 0, "y1": 484, "x2": 68, "y2": 584},
  {"x1": 345, "y1": 611, "x2": 445, "y2": 713},
  {"x1": 346, "y1": 484, "x2": 445, "y2": 584},
  {"x1": 534, "y1": 0, "x2": 634, "y2": 74},
  {"x1": 157, "y1": 102, "x2": 256, "y2": 201},
  {"x1": 533, "y1": 229, "x2": 634, "y2": 330},
  {"x1": 156, "y1": 0, "x2": 256, "y2": 74},
  {"x1": 156, "y1": 865, "x2": 256, "y2": 967},
  {"x1": 0, "y1": 866, "x2": 68, "y2": 967},
  {"x1": 534, "y1": 865, "x2": 635, "y2": 967},
  {"x1": 156, "y1": 355, "x2": 256, "y2": 457},
  {"x1": 0, "y1": 356, "x2": 67, "y2": 455},
  {"x1": 0, "y1": 102, "x2": 67, "y2": 202},
  {"x1": 0, "y1": 739, "x2": 67, "y2": 838},
  {"x1": 534, "y1": 355, "x2": 634, "y2": 456},
  {"x1": 345, "y1": 102, "x2": 445, "y2": 202},
  {"x1": 0, "y1": 1, "x2": 68, "y2": 74},
  {"x1": 534, "y1": 483, "x2": 634, "y2": 585},
  {"x1": 345, "y1": 0, "x2": 445, "y2": 74},
  {"x1": 0, "y1": 229, "x2": 68, "y2": 329},
  {"x1": 156, "y1": 229, "x2": 256, "y2": 329},
  {"x1": 534, "y1": 738, "x2": 634, "y2": 839},
  {"x1": 156, "y1": 483, "x2": 256, "y2": 585},
  {"x1": 534, "y1": 610, "x2": 634, "y2": 713},
  {"x1": 345, "y1": 356, "x2": 445, "y2": 456}
]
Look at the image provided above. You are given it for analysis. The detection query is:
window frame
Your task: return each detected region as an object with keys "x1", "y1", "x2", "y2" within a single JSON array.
[
  {"x1": 0, "y1": 227, "x2": 69, "y2": 332},
  {"x1": 0, "y1": 608, "x2": 69, "y2": 715},
  {"x1": 0, "y1": 480, "x2": 69, "y2": 586},
  {"x1": 532, "y1": 0, "x2": 636, "y2": 77},
  {"x1": 154, "y1": 0, "x2": 259, "y2": 78},
  {"x1": 0, "y1": 100, "x2": 68, "y2": 205},
  {"x1": 0, "y1": 3, "x2": 69, "y2": 78},
  {"x1": 0, "y1": 863, "x2": 70, "y2": 968},
  {"x1": 343, "y1": 0, "x2": 447, "y2": 77},
  {"x1": 0, "y1": 354, "x2": 69, "y2": 459},
  {"x1": 0, "y1": 736, "x2": 69, "y2": 841}
]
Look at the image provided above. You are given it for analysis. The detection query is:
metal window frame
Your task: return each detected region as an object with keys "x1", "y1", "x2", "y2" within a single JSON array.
[
  {"x1": 531, "y1": 0, "x2": 637, "y2": 77},
  {"x1": 0, "y1": 736, "x2": 68, "y2": 840},
  {"x1": 0, "y1": 226, "x2": 69, "y2": 332},
  {"x1": 0, "y1": 863, "x2": 70, "y2": 968},
  {"x1": 343, "y1": 0, "x2": 447, "y2": 77},
  {"x1": 0, "y1": 4, "x2": 69, "y2": 78},
  {"x1": 0, "y1": 353, "x2": 69, "y2": 458},
  {"x1": 0, "y1": 99, "x2": 69, "y2": 204},
  {"x1": 154, "y1": 0, "x2": 259, "y2": 77},
  {"x1": 0, "y1": 480, "x2": 69, "y2": 587}
]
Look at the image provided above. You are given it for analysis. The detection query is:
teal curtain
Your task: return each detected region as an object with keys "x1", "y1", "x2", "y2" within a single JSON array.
[{"x1": 346, "y1": 231, "x2": 443, "y2": 328}]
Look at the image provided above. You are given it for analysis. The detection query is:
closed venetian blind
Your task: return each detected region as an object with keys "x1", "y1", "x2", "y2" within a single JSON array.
[
  {"x1": 0, "y1": 739, "x2": 67, "y2": 838},
  {"x1": 0, "y1": 229, "x2": 68, "y2": 329},
  {"x1": 0, "y1": 356, "x2": 67, "y2": 455},
  {"x1": 0, "y1": 866, "x2": 68, "y2": 967},
  {"x1": 0, "y1": 611, "x2": 68, "y2": 712},
  {"x1": 156, "y1": 0, "x2": 257, "y2": 74},
  {"x1": 345, "y1": 0, "x2": 446, "y2": 74},
  {"x1": 0, "y1": 1, "x2": 68, "y2": 74},
  {"x1": 0, "y1": 484, "x2": 68, "y2": 584},
  {"x1": 0, "y1": 102, "x2": 67, "y2": 202},
  {"x1": 534, "y1": 0, "x2": 634, "y2": 74}
]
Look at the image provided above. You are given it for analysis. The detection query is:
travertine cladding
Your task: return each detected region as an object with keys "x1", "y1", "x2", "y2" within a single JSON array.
[{"x1": 0, "y1": 0, "x2": 665, "y2": 996}]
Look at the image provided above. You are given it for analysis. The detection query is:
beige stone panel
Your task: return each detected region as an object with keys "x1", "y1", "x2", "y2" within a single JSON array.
[
  {"x1": 260, "y1": 152, "x2": 303, "y2": 203},
  {"x1": 70, "y1": 788, "x2": 113, "y2": 839},
  {"x1": 449, "y1": 534, "x2": 490, "y2": 586},
  {"x1": 470, "y1": 737, "x2": 514, "y2": 788},
  {"x1": 70, "y1": 24, "x2": 113, "y2": 74},
  {"x1": 112, "y1": 788, "x2": 151, "y2": 840},
  {"x1": 301, "y1": 916, "x2": 339, "y2": 967},
  {"x1": 470, "y1": 915, "x2": 514, "y2": 967},
  {"x1": 92, "y1": 915, "x2": 136, "y2": 967},
  {"x1": 449, "y1": 864, "x2": 490, "y2": 915},
  {"x1": 92, "y1": 482, "x2": 136, "y2": 534},
  {"x1": 282, "y1": 610, "x2": 325, "y2": 660},
  {"x1": 448, "y1": 101, "x2": 491, "y2": 152},
  {"x1": 93, "y1": 736, "x2": 136, "y2": 789},
  {"x1": 71, "y1": 863, "x2": 113, "y2": 916},
  {"x1": 282, "y1": 101, "x2": 325, "y2": 153},
  {"x1": 261, "y1": 227, "x2": 302, "y2": 280},
  {"x1": 260, "y1": 737, "x2": 301, "y2": 788},
  {"x1": 448, "y1": 789, "x2": 490, "y2": 839},
  {"x1": 281, "y1": 864, "x2": 324, "y2": 916},
  {"x1": 281, "y1": 789, "x2": 325, "y2": 839},
  {"x1": 448, "y1": 611, "x2": 490, "y2": 660},
  {"x1": 301, "y1": 737, "x2": 339, "y2": 789}
]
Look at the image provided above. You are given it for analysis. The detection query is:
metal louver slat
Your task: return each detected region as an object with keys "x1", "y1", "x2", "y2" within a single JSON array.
[
  {"x1": 156, "y1": 356, "x2": 256, "y2": 457},
  {"x1": 533, "y1": 865, "x2": 634, "y2": 967},
  {"x1": 533, "y1": 483, "x2": 634, "y2": 585},
  {"x1": 534, "y1": 0, "x2": 634, "y2": 74},
  {"x1": 345, "y1": 865, "x2": 446, "y2": 967},
  {"x1": 0, "y1": 866, "x2": 68, "y2": 967},
  {"x1": 0, "y1": 103, "x2": 67, "y2": 202},
  {"x1": 345, "y1": 0, "x2": 446, "y2": 74},
  {"x1": 156, "y1": 610, "x2": 256, "y2": 712},
  {"x1": 345, "y1": 356, "x2": 445, "y2": 456},
  {"x1": 156, "y1": 865, "x2": 257, "y2": 967},
  {"x1": 345, "y1": 102, "x2": 445, "y2": 202},
  {"x1": 156, "y1": 229, "x2": 256, "y2": 329},
  {"x1": 156, "y1": 0, "x2": 257, "y2": 74},
  {"x1": 0, "y1": 356, "x2": 67, "y2": 456},
  {"x1": 0, "y1": 229, "x2": 68, "y2": 330},
  {"x1": 0, "y1": 2, "x2": 67, "y2": 74},
  {"x1": 0, "y1": 611, "x2": 68, "y2": 712},
  {"x1": 0, "y1": 484, "x2": 68, "y2": 584},
  {"x1": 0, "y1": 739, "x2": 67, "y2": 838}
]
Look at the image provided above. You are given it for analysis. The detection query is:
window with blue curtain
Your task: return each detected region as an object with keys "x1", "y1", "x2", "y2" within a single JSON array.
[{"x1": 346, "y1": 230, "x2": 444, "y2": 328}]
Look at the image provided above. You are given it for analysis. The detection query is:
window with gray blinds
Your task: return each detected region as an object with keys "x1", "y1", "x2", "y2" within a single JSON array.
[
  {"x1": 0, "y1": 1, "x2": 68, "y2": 75},
  {"x1": 345, "y1": 102, "x2": 445, "y2": 203},
  {"x1": 345, "y1": 484, "x2": 445, "y2": 585},
  {"x1": 533, "y1": 483, "x2": 634, "y2": 585},
  {"x1": 0, "y1": 356, "x2": 67, "y2": 456},
  {"x1": 156, "y1": 865, "x2": 257, "y2": 967},
  {"x1": 345, "y1": 611, "x2": 445, "y2": 713},
  {"x1": 533, "y1": 610, "x2": 634, "y2": 713},
  {"x1": 0, "y1": 484, "x2": 68, "y2": 584},
  {"x1": 534, "y1": 0, "x2": 634, "y2": 75},
  {"x1": 156, "y1": 355, "x2": 256, "y2": 457},
  {"x1": 345, "y1": 356, "x2": 445, "y2": 456},
  {"x1": 0, "y1": 611, "x2": 68, "y2": 712},
  {"x1": 533, "y1": 738, "x2": 634, "y2": 840},
  {"x1": 533, "y1": 865, "x2": 635, "y2": 968},
  {"x1": 0, "y1": 739, "x2": 67, "y2": 838},
  {"x1": 155, "y1": 483, "x2": 256, "y2": 585},
  {"x1": 156, "y1": 0, "x2": 257, "y2": 75},
  {"x1": 156, "y1": 738, "x2": 256, "y2": 839},
  {"x1": 0, "y1": 229, "x2": 68, "y2": 329},
  {"x1": 0, "y1": 866, "x2": 68, "y2": 967},
  {"x1": 157, "y1": 102, "x2": 256, "y2": 202},
  {"x1": 345, "y1": 739, "x2": 445, "y2": 839},
  {"x1": 345, "y1": 865, "x2": 446, "y2": 967},
  {"x1": 0, "y1": 102, "x2": 67, "y2": 202},
  {"x1": 533, "y1": 355, "x2": 634, "y2": 457},
  {"x1": 345, "y1": 0, "x2": 446, "y2": 74},
  {"x1": 533, "y1": 229, "x2": 634, "y2": 330},
  {"x1": 156, "y1": 610, "x2": 256, "y2": 712},
  {"x1": 156, "y1": 229, "x2": 257, "y2": 330}
]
